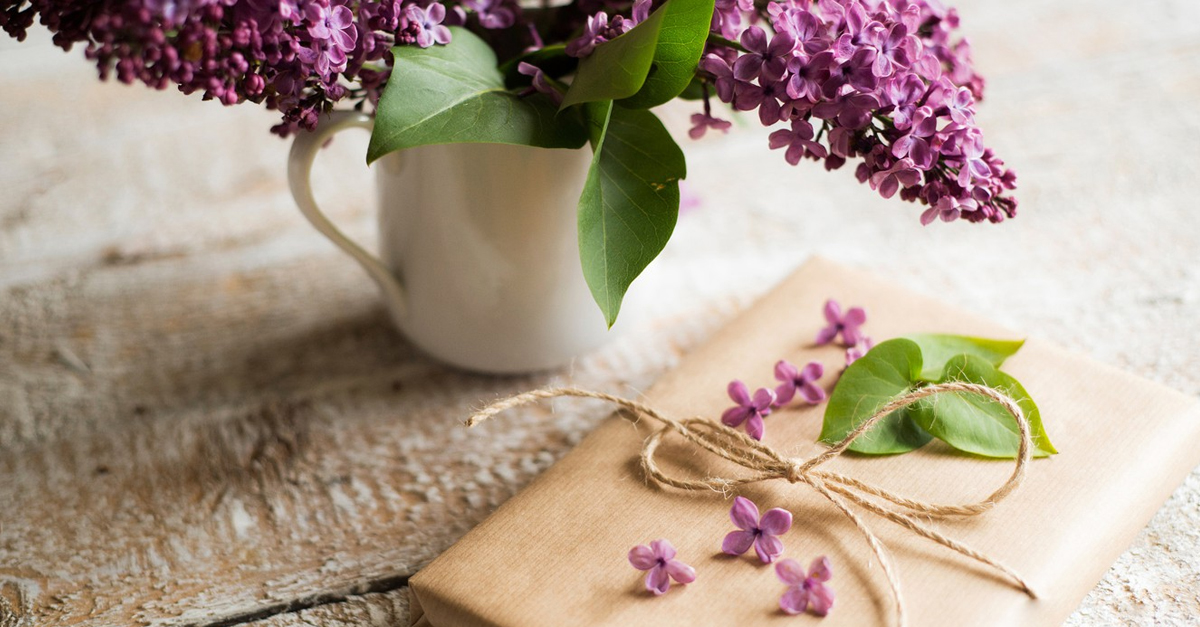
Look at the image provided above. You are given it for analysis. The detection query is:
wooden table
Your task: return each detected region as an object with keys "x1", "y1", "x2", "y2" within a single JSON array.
[{"x1": 2, "y1": 1, "x2": 1199, "y2": 625}]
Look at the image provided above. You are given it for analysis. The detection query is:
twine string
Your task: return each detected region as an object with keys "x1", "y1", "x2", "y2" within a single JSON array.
[{"x1": 467, "y1": 382, "x2": 1037, "y2": 627}]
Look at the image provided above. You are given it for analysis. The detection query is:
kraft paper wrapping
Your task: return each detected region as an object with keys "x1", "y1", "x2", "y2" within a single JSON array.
[{"x1": 408, "y1": 257, "x2": 1200, "y2": 627}]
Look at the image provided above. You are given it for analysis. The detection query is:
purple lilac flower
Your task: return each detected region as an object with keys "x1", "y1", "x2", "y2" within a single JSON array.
[
  {"x1": 867, "y1": 22, "x2": 915, "y2": 78},
  {"x1": 404, "y1": 3, "x2": 451, "y2": 48},
  {"x1": 689, "y1": 112, "x2": 732, "y2": 139},
  {"x1": 5, "y1": 0, "x2": 1018, "y2": 223},
  {"x1": 518, "y1": 61, "x2": 562, "y2": 106},
  {"x1": 721, "y1": 496, "x2": 792, "y2": 564},
  {"x1": 2, "y1": 0, "x2": 521, "y2": 137},
  {"x1": 734, "y1": 26, "x2": 795, "y2": 83},
  {"x1": 769, "y1": 118, "x2": 827, "y2": 165},
  {"x1": 785, "y1": 50, "x2": 833, "y2": 101},
  {"x1": 771, "y1": 4, "x2": 823, "y2": 55},
  {"x1": 773, "y1": 360, "x2": 825, "y2": 405},
  {"x1": 890, "y1": 105, "x2": 938, "y2": 169},
  {"x1": 812, "y1": 91, "x2": 879, "y2": 130},
  {"x1": 712, "y1": 0, "x2": 754, "y2": 40},
  {"x1": 746, "y1": 78, "x2": 790, "y2": 126},
  {"x1": 566, "y1": 0, "x2": 650, "y2": 58},
  {"x1": 945, "y1": 85, "x2": 976, "y2": 125},
  {"x1": 844, "y1": 336, "x2": 875, "y2": 366},
  {"x1": 820, "y1": 47, "x2": 878, "y2": 97},
  {"x1": 776, "y1": 556, "x2": 835, "y2": 616},
  {"x1": 956, "y1": 131, "x2": 993, "y2": 187},
  {"x1": 698, "y1": 0, "x2": 1018, "y2": 224},
  {"x1": 628, "y1": 539, "x2": 696, "y2": 595},
  {"x1": 566, "y1": 11, "x2": 623, "y2": 57},
  {"x1": 298, "y1": 36, "x2": 346, "y2": 79},
  {"x1": 631, "y1": 0, "x2": 651, "y2": 23},
  {"x1": 721, "y1": 380, "x2": 776, "y2": 441},
  {"x1": 699, "y1": 54, "x2": 737, "y2": 102},
  {"x1": 305, "y1": 3, "x2": 354, "y2": 45},
  {"x1": 871, "y1": 157, "x2": 921, "y2": 199},
  {"x1": 921, "y1": 194, "x2": 962, "y2": 225},
  {"x1": 815, "y1": 299, "x2": 866, "y2": 346}
]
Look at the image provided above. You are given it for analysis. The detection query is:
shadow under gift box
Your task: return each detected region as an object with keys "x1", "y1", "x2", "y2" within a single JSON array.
[{"x1": 407, "y1": 256, "x2": 1200, "y2": 627}]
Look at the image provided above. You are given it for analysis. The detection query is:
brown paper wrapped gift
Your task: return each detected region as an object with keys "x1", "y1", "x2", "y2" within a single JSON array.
[{"x1": 409, "y1": 258, "x2": 1200, "y2": 627}]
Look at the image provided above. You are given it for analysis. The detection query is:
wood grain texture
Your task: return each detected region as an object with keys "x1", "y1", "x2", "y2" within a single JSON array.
[
  {"x1": 245, "y1": 590, "x2": 408, "y2": 627},
  {"x1": 2, "y1": 0, "x2": 1199, "y2": 625}
]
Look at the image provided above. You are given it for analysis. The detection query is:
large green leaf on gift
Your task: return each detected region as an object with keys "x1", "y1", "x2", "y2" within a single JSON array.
[
  {"x1": 909, "y1": 354, "x2": 1057, "y2": 458},
  {"x1": 904, "y1": 333, "x2": 1025, "y2": 381},
  {"x1": 577, "y1": 101, "x2": 685, "y2": 327},
  {"x1": 560, "y1": 0, "x2": 716, "y2": 110},
  {"x1": 819, "y1": 338, "x2": 933, "y2": 454},
  {"x1": 367, "y1": 27, "x2": 587, "y2": 164}
]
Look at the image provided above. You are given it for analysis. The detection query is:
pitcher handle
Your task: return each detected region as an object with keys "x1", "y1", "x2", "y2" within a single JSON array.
[{"x1": 287, "y1": 110, "x2": 406, "y2": 319}]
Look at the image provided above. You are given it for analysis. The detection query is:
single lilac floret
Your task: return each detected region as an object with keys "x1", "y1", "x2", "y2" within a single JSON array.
[
  {"x1": 871, "y1": 157, "x2": 921, "y2": 199},
  {"x1": 777, "y1": 556, "x2": 836, "y2": 616},
  {"x1": 769, "y1": 118, "x2": 828, "y2": 165},
  {"x1": 305, "y1": 3, "x2": 356, "y2": 52},
  {"x1": 844, "y1": 337, "x2": 876, "y2": 366},
  {"x1": 404, "y1": 3, "x2": 452, "y2": 49},
  {"x1": 721, "y1": 496, "x2": 793, "y2": 564},
  {"x1": 517, "y1": 62, "x2": 562, "y2": 106},
  {"x1": 734, "y1": 26, "x2": 796, "y2": 83},
  {"x1": 689, "y1": 113, "x2": 732, "y2": 139},
  {"x1": 699, "y1": 54, "x2": 737, "y2": 102},
  {"x1": 628, "y1": 539, "x2": 696, "y2": 595},
  {"x1": 774, "y1": 360, "x2": 826, "y2": 405},
  {"x1": 815, "y1": 299, "x2": 867, "y2": 346},
  {"x1": 631, "y1": 0, "x2": 651, "y2": 23},
  {"x1": 785, "y1": 50, "x2": 834, "y2": 101},
  {"x1": 868, "y1": 22, "x2": 916, "y2": 78},
  {"x1": 946, "y1": 85, "x2": 977, "y2": 125},
  {"x1": 721, "y1": 380, "x2": 776, "y2": 441}
]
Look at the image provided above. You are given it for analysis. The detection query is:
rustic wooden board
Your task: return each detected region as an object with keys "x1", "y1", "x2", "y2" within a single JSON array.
[
  {"x1": 246, "y1": 591, "x2": 408, "y2": 627},
  {"x1": 2, "y1": 0, "x2": 1199, "y2": 625}
]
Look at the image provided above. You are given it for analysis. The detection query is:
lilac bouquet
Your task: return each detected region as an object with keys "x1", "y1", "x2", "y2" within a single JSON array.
[{"x1": 2, "y1": 0, "x2": 1017, "y2": 324}]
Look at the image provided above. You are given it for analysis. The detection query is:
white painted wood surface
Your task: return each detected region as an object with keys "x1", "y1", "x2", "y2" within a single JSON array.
[{"x1": 2, "y1": 0, "x2": 1199, "y2": 625}]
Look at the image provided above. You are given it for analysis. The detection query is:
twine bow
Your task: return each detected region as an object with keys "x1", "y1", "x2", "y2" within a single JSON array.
[{"x1": 467, "y1": 382, "x2": 1037, "y2": 627}]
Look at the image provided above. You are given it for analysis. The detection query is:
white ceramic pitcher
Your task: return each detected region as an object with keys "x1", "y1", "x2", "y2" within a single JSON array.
[{"x1": 288, "y1": 111, "x2": 613, "y2": 373}]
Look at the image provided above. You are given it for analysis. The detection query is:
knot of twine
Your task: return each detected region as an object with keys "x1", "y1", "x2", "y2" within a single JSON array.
[{"x1": 467, "y1": 382, "x2": 1037, "y2": 627}]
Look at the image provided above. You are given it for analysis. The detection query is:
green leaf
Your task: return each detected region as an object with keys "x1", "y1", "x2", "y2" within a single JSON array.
[
  {"x1": 560, "y1": 0, "x2": 715, "y2": 109},
  {"x1": 559, "y1": 9, "x2": 665, "y2": 109},
  {"x1": 903, "y1": 334, "x2": 1026, "y2": 381},
  {"x1": 620, "y1": 0, "x2": 716, "y2": 109},
  {"x1": 819, "y1": 338, "x2": 933, "y2": 455},
  {"x1": 577, "y1": 101, "x2": 684, "y2": 327},
  {"x1": 368, "y1": 27, "x2": 587, "y2": 164},
  {"x1": 909, "y1": 354, "x2": 1057, "y2": 458}
]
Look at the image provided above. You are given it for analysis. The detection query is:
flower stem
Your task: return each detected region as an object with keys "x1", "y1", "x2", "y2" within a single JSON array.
[{"x1": 706, "y1": 32, "x2": 748, "y2": 53}]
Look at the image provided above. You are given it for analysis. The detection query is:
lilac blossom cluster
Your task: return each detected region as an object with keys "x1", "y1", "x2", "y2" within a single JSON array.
[
  {"x1": 0, "y1": 0, "x2": 522, "y2": 135},
  {"x1": 565, "y1": 0, "x2": 649, "y2": 57},
  {"x1": 693, "y1": 0, "x2": 1017, "y2": 224}
]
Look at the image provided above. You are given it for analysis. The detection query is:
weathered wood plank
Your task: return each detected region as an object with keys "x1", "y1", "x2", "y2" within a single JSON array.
[
  {"x1": 2, "y1": 0, "x2": 1199, "y2": 626},
  {"x1": 0, "y1": 240, "x2": 733, "y2": 626},
  {"x1": 242, "y1": 590, "x2": 408, "y2": 627}
]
